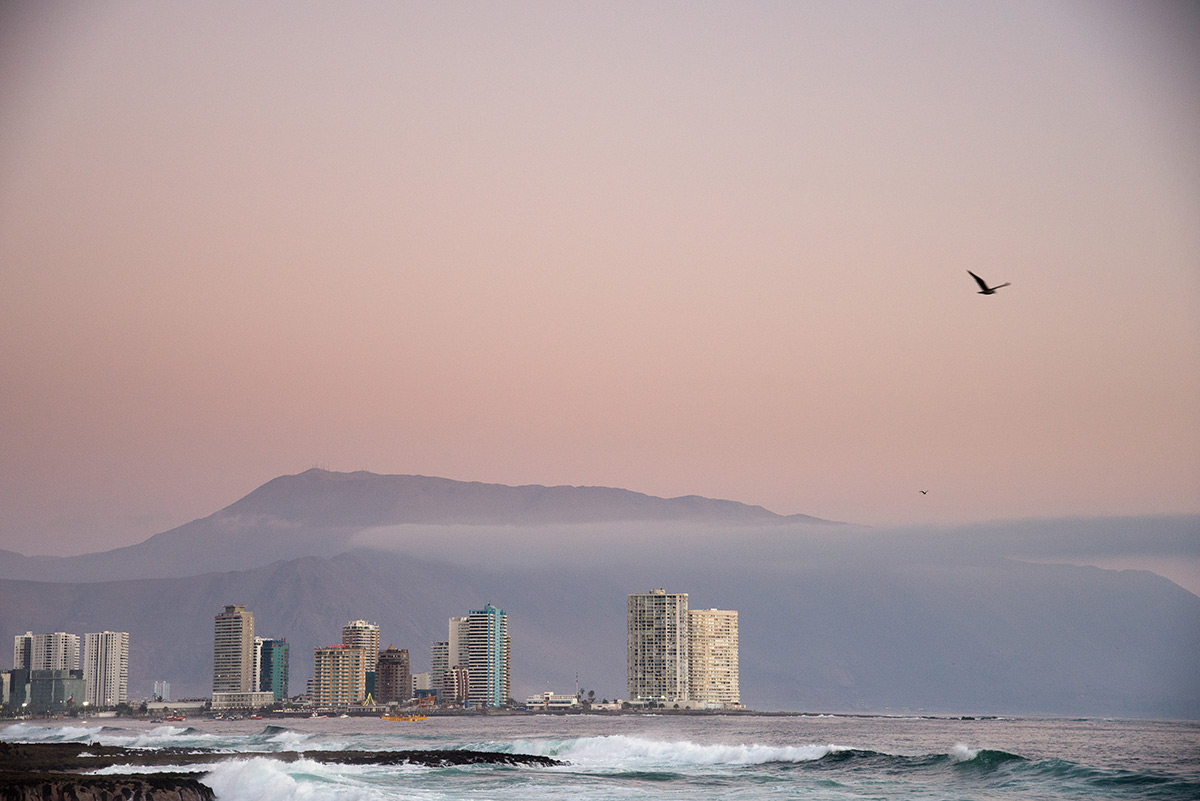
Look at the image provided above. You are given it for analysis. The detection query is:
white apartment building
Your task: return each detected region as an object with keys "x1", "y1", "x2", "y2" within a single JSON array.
[
  {"x1": 447, "y1": 616, "x2": 469, "y2": 671},
  {"x1": 627, "y1": 591, "x2": 741, "y2": 708},
  {"x1": 14, "y1": 632, "x2": 80, "y2": 671},
  {"x1": 12, "y1": 632, "x2": 31, "y2": 670},
  {"x1": 310, "y1": 645, "x2": 365, "y2": 707},
  {"x1": 341, "y1": 620, "x2": 380, "y2": 674},
  {"x1": 82, "y1": 631, "x2": 129, "y2": 707},
  {"x1": 687, "y1": 608, "x2": 740, "y2": 706},
  {"x1": 627, "y1": 590, "x2": 690, "y2": 703},
  {"x1": 253, "y1": 636, "x2": 265, "y2": 692},
  {"x1": 429, "y1": 642, "x2": 448, "y2": 699}
]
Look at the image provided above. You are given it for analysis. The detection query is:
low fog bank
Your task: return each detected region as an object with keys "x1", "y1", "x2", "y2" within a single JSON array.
[
  {"x1": 6, "y1": 513, "x2": 1194, "y2": 597},
  {"x1": 350, "y1": 515, "x2": 1200, "y2": 595}
]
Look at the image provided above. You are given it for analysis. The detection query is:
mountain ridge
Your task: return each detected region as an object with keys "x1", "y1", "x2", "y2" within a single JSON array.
[
  {"x1": 0, "y1": 470, "x2": 840, "y2": 583},
  {"x1": 224, "y1": 468, "x2": 834, "y2": 526}
]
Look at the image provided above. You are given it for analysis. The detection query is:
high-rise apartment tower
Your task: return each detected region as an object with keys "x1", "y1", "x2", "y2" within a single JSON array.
[
  {"x1": 341, "y1": 621, "x2": 380, "y2": 673},
  {"x1": 627, "y1": 591, "x2": 741, "y2": 708},
  {"x1": 687, "y1": 608, "x2": 739, "y2": 706},
  {"x1": 311, "y1": 645, "x2": 365, "y2": 707},
  {"x1": 627, "y1": 590, "x2": 690, "y2": 703},
  {"x1": 429, "y1": 641, "x2": 449, "y2": 700},
  {"x1": 213, "y1": 604, "x2": 255, "y2": 694},
  {"x1": 464, "y1": 605, "x2": 509, "y2": 708},
  {"x1": 447, "y1": 617, "x2": 468, "y2": 672},
  {"x1": 375, "y1": 647, "x2": 411, "y2": 704},
  {"x1": 13, "y1": 633, "x2": 32, "y2": 671},
  {"x1": 15, "y1": 632, "x2": 80, "y2": 672},
  {"x1": 258, "y1": 638, "x2": 289, "y2": 702},
  {"x1": 440, "y1": 606, "x2": 509, "y2": 708},
  {"x1": 82, "y1": 631, "x2": 129, "y2": 707}
]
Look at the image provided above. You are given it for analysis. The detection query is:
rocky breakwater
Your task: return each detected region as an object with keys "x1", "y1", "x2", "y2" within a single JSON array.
[
  {"x1": 0, "y1": 742, "x2": 213, "y2": 801},
  {"x1": 0, "y1": 740, "x2": 565, "y2": 800}
]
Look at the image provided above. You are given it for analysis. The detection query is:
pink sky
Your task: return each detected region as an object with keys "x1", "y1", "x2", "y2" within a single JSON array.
[{"x1": 1, "y1": 1, "x2": 1197, "y2": 556}]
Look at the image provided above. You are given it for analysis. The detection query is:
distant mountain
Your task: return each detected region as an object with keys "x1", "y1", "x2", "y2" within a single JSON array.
[
  {"x1": 1, "y1": 546, "x2": 1196, "y2": 718},
  {"x1": 226, "y1": 469, "x2": 830, "y2": 527},
  {"x1": 0, "y1": 470, "x2": 838, "y2": 583},
  {"x1": 0, "y1": 549, "x2": 57, "y2": 573}
]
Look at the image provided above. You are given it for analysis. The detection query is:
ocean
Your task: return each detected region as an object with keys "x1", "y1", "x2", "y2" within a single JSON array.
[{"x1": 3, "y1": 713, "x2": 1198, "y2": 800}]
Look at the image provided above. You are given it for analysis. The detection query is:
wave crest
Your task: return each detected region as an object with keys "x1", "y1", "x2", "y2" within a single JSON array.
[
  {"x1": 510, "y1": 735, "x2": 848, "y2": 766},
  {"x1": 0, "y1": 723, "x2": 104, "y2": 742},
  {"x1": 203, "y1": 757, "x2": 410, "y2": 801}
]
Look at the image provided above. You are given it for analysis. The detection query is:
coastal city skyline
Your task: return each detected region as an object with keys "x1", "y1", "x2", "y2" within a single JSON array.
[{"x1": 5, "y1": 589, "x2": 743, "y2": 714}]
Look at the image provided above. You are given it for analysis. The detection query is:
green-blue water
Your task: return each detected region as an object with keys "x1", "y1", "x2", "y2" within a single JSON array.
[{"x1": 4, "y1": 714, "x2": 1198, "y2": 800}]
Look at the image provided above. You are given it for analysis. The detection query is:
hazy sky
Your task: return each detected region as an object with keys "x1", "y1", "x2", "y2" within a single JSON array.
[{"x1": 1, "y1": 1, "x2": 1197, "y2": 556}]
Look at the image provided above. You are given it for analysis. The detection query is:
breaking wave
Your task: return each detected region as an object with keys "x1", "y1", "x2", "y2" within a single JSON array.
[
  {"x1": 0, "y1": 723, "x2": 108, "y2": 742},
  {"x1": 87, "y1": 763, "x2": 212, "y2": 775},
  {"x1": 202, "y1": 756, "x2": 426, "y2": 801},
  {"x1": 249, "y1": 725, "x2": 318, "y2": 750},
  {"x1": 501, "y1": 734, "x2": 853, "y2": 765}
]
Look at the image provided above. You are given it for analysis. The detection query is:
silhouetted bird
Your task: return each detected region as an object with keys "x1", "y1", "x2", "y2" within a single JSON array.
[
  {"x1": 919, "y1": 490, "x2": 928, "y2": 495},
  {"x1": 968, "y1": 270, "x2": 1010, "y2": 294}
]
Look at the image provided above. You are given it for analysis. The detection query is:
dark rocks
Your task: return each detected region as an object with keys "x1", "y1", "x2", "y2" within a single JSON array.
[
  {"x1": 0, "y1": 772, "x2": 214, "y2": 801},
  {"x1": 0, "y1": 742, "x2": 215, "y2": 801},
  {"x1": 0, "y1": 739, "x2": 565, "y2": 800}
]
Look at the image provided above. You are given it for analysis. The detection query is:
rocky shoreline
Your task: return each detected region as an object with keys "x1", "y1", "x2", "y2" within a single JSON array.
[{"x1": 0, "y1": 741, "x2": 564, "y2": 800}]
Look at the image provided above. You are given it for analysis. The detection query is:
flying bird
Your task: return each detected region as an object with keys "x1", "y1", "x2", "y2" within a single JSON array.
[
  {"x1": 919, "y1": 490, "x2": 928, "y2": 495},
  {"x1": 968, "y1": 270, "x2": 1010, "y2": 295}
]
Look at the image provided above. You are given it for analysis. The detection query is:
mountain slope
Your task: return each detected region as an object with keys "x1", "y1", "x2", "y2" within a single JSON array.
[
  {"x1": 226, "y1": 469, "x2": 828, "y2": 527},
  {"x1": 0, "y1": 470, "x2": 838, "y2": 583}
]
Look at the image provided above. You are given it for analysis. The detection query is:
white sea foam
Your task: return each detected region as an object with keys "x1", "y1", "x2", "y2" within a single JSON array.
[
  {"x1": 202, "y1": 757, "x2": 427, "y2": 801},
  {"x1": 513, "y1": 735, "x2": 846, "y2": 767},
  {"x1": 87, "y1": 763, "x2": 211, "y2": 775},
  {"x1": 1, "y1": 721, "x2": 320, "y2": 756},
  {"x1": 949, "y1": 743, "x2": 980, "y2": 762},
  {"x1": 124, "y1": 729, "x2": 231, "y2": 750},
  {"x1": 0, "y1": 723, "x2": 105, "y2": 742},
  {"x1": 260, "y1": 728, "x2": 318, "y2": 750},
  {"x1": 145, "y1": 724, "x2": 191, "y2": 737}
]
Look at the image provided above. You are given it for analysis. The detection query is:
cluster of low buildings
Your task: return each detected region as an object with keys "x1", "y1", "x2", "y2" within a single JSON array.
[
  {"x1": 4, "y1": 588, "x2": 739, "y2": 715},
  {"x1": 2, "y1": 631, "x2": 129, "y2": 714}
]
